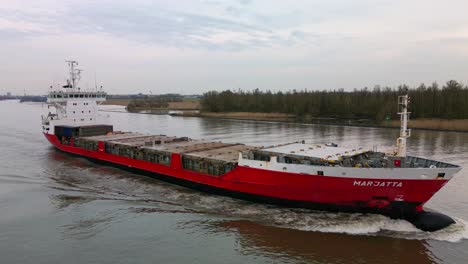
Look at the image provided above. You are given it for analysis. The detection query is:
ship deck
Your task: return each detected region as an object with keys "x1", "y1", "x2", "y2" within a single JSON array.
[
  {"x1": 83, "y1": 132, "x2": 258, "y2": 162},
  {"x1": 81, "y1": 132, "x2": 459, "y2": 169}
]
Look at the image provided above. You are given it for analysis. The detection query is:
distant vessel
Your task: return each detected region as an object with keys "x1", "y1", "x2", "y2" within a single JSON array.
[{"x1": 42, "y1": 61, "x2": 462, "y2": 231}]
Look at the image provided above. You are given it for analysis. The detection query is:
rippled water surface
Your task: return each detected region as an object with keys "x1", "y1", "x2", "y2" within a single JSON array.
[{"x1": 1, "y1": 100, "x2": 468, "y2": 264}]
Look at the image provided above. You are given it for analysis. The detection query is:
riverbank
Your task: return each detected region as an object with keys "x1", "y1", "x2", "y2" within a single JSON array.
[
  {"x1": 174, "y1": 112, "x2": 296, "y2": 122},
  {"x1": 103, "y1": 98, "x2": 201, "y2": 111},
  {"x1": 385, "y1": 118, "x2": 468, "y2": 132},
  {"x1": 171, "y1": 112, "x2": 468, "y2": 132}
]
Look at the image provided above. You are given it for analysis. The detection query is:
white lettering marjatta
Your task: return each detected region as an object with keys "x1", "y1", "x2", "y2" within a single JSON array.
[{"x1": 353, "y1": 180, "x2": 403, "y2": 188}]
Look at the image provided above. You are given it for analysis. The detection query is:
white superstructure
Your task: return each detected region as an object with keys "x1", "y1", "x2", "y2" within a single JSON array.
[{"x1": 42, "y1": 61, "x2": 111, "y2": 134}]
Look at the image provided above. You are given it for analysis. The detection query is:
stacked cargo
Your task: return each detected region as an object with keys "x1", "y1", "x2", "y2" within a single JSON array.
[
  {"x1": 55, "y1": 125, "x2": 80, "y2": 139},
  {"x1": 74, "y1": 138, "x2": 98, "y2": 151},
  {"x1": 181, "y1": 156, "x2": 235, "y2": 176},
  {"x1": 54, "y1": 125, "x2": 113, "y2": 143},
  {"x1": 72, "y1": 132, "x2": 257, "y2": 174},
  {"x1": 181, "y1": 144, "x2": 258, "y2": 176},
  {"x1": 85, "y1": 134, "x2": 174, "y2": 166},
  {"x1": 78, "y1": 125, "x2": 113, "y2": 137}
]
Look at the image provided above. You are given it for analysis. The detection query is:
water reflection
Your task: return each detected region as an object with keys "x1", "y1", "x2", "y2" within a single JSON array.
[
  {"x1": 41, "y1": 107, "x2": 468, "y2": 263},
  {"x1": 218, "y1": 220, "x2": 437, "y2": 264}
]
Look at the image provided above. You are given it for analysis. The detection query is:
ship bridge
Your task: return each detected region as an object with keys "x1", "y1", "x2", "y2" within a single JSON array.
[
  {"x1": 47, "y1": 91, "x2": 107, "y2": 103},
  {"x1": 42, "y1": 60, "x2": 111, "y2": 134}
]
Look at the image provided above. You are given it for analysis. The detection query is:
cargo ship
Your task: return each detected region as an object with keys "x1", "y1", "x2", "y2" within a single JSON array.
[{"x1": 42, "y1": 61, "x2": 462, "y2": 231}]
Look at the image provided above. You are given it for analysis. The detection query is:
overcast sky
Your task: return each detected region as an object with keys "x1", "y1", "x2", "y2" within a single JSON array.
[{"x1": 1, "y1": 0, "x2": 468, "y2": 95}]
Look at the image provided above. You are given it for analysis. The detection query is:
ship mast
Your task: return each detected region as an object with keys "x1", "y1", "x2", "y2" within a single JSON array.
[
  {"x1": 66, "y1": 60, "x2": 82, "y2": 90},
  {"x1": 396, "y1": 95, "x2": 411, "y2": 157}
]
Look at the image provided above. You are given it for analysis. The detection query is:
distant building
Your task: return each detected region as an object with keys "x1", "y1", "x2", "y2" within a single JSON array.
[{"x1": 6, "y1": 92, "x2": 11, "y2": 96}]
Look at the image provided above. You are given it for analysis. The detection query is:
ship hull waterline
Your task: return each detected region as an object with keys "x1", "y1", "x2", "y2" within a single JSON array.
[{"x1": 44, "y1": 133, "x2": 455, "y2": 231}]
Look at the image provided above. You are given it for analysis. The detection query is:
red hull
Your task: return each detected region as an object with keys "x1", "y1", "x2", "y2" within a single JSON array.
[{"x1": 44, "y1": 133, "x2": 447, "y2": 216}]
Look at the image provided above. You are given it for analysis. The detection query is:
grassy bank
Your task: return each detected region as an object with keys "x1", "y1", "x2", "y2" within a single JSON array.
[
  {"x1": 173, "y1": 111, "x2": 468, "y2": 132},
  {"x1": 175, "y1": 112, "x2": 295, "y2": 121},
  {"x1": 385, "y1": 118, "x2": 468, "y2": 132},
  {"x1": 102, "y1": 98, "x2": 131, "y2": 106},
  {"x1": 103, "y1": 98, "x2": 201, "y2": 111}
]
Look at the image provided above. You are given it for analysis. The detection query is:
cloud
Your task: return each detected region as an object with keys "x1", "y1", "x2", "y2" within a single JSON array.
[
  {"x1": 238, "y1": 0, "x2": 253, "y2": 5},
  {"x1": 1, "y1": 0, "x2": 468, "y2": 95},
  {"x1": 0, "y1": 1, "x2": 315, "y2": 51}
]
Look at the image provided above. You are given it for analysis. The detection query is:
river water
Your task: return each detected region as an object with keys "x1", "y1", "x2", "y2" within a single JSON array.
[{"x1": 1, "y1": 100, "x2": 468, "y2": 264}]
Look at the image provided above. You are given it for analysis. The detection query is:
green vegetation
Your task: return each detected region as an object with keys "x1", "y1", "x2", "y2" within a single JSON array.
[
  {"x1": 201, "y1": 81, "x2": 468, "y2": 121},
  {"x1": 127, "y1": 95, "x2": 182, "y2": 112}
]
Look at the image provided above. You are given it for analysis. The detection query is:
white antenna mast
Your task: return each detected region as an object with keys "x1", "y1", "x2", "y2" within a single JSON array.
[
  {"x1": 396, "y1": 95, "x2": 411, "y2": 157},
  {"x1": 94, "y1": 72, "x2": 98, "y2": 91},
  {"x1": 65, "y1": 60, "x2": 82, "y2": 90}
]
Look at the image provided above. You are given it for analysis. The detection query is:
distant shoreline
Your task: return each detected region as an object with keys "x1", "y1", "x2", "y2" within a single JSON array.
[
  {"x1": 102, "y1": 98, "x2": 200, "y2": 111},
  {"x1": 101, "y1": 98, "x2": 468, "y2": 133},
  {"x1": 169, "y1": 111, "x2": 468, "y2": 133}
]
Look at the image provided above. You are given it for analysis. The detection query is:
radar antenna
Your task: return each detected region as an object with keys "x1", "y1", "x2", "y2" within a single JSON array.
[{"x1": 65, "y1": 60, "x2": 82, "y2": 90}]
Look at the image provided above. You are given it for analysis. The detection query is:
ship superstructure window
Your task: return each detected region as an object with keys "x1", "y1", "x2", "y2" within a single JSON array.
[
  {"x1": 317, "y1": 171, "x2": 324, "y2": 176},
  {"x1": 253, "y1": 153, "x2": 271, "y2": 161}
]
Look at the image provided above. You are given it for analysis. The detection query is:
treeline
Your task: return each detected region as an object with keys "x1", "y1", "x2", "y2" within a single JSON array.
[
  {"x1": 201, "y1": 81, "x2": 468, "y2": 121},
  {"x1": 127, "y1": 96, "x2": 182, "y2": 112}
]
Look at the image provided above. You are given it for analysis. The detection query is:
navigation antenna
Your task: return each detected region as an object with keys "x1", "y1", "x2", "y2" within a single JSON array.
[
  {"x1": 396, "y1": 95, "x2": 411, "y2": 157},
  {"x1": 65, "y1": 60, "x2": 82, "y2": 90}
]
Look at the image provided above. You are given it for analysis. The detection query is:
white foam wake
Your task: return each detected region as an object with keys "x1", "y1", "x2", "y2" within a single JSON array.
[{"x1": 268, "y1": 211, "x2": 468, "y2": 242}]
